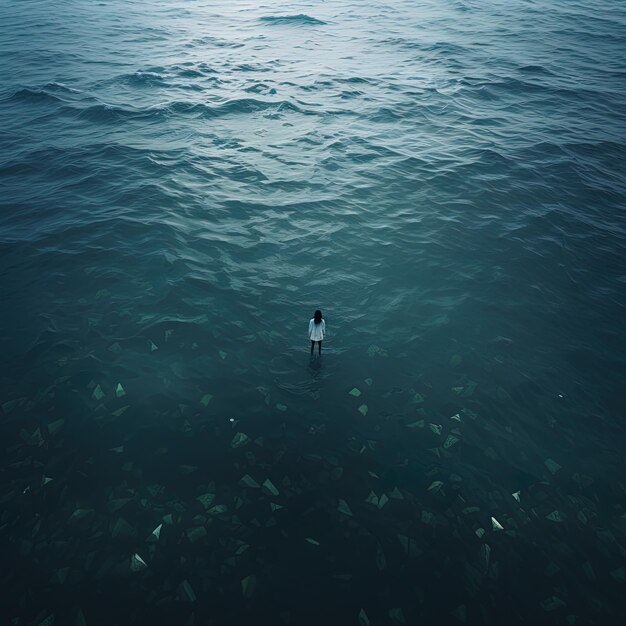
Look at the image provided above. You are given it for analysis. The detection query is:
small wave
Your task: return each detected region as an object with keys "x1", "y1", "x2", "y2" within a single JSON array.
[
  {"x1": 259, "y1": 14, "x2": 327, "y2": 26},
  {"x1": 6, "y1": 87, "x2": 65, "y2": 106},
  {"x1": 125, "y1": 71, "x2": 167, "y2": 87}
]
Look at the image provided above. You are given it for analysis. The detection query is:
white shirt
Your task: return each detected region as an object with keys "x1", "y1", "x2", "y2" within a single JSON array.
[{"x1": 308, "y1": 318, "x2": 326, "y2": 341}]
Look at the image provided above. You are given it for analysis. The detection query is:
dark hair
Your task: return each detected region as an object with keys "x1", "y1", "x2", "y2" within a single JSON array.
[{"x1": 313, "y1": 309, "x2": 323, "y2": 324}]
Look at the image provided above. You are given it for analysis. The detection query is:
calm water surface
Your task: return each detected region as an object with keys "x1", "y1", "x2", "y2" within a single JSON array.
[{"x1": 1, "y1": 0, "x2": 626, "y2": 624}]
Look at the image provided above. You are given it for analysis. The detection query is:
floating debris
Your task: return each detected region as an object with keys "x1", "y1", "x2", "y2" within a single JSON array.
[
  {"x1": 429, "y1": 423, "x2": 442, "y2": 435},
  {"x1": 378, "y1": 493, "x2": 389, "y2": 509},
  {"x1": 92, "y1": 384, "x2": 105, "y2": 401},
  {"x1": 115, "y1": 383, "x2": 125, "y2": 398},
  {"x1": 364, "y1": 378, "x2": 373, "y2": 386},
  {"x1": 358, "y1": 608, "x2": 370, "y2": 626},
  {"x1": 512, "y1": 491, "x2": 521, "y2": 503},
  {"x1": 231, "y1": 432, "x2": 250, "y2": 448},
  {"x1": 262, "y1": 479, "x2": 279, "y2": 496},
  {"x1": 112, "y1": 405, "x2": 129, "y2": 417},
  {"x1": 412, "y1": 392, "x2": 425, "y2": 404},
  {"x1": 276, "y1": 403, "x2": 287, "y2": 412},
  {"x1": 450, "y1": 413, "x2": 462, "y2": 422},
  {"x1": 241, "y1": 574, "x2": 256, "y2": 598},
  {"x1": 491, "y1": 516, "x2": 504, "y2": 531},
  {"x1": 219, "y1": 350, "x2": 227, "y2": 360},
  {"x1": 337, "y1": 499, "x2": 353, "y2": 516},
  {"x1": 108, "y1": 342, "x2": 122, "y2": 354},
  {"x1": 149, "y1": 340, "x2": 159, "y2": 352},
  {"x1": 305, "y1": 537, "x2": 320, "y2": 546},
  {"x1": 164, "y1": 329, "x2": 173, "y2": 342},
  {"x1": 270, "y1": 502, "x2": 284, "y2": 512},
  {"x1": 358, "y1": 404, "x2": 368, "y2": 416},
  {"x1": 349, "y1": 387, "x2": 362, "y2": 397},
  {"x1": 130, "y1": 553, "x2": 147, "y2": 572},
  {"x1": 41, "y1": 476, "x2": 53, "y2": 486},
  {"x1": 200, "y1": 393, "x2": 213, "y2": 407}
]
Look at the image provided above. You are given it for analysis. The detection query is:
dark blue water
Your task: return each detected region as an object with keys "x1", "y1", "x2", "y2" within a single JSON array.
[{"x1": 1, "y1": 1, "x2": 626, "y2": 624}]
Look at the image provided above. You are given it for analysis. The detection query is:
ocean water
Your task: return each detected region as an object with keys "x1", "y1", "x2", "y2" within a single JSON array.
[{"x1": 1, "y1": 0, "x2": 625, "y2": 624}]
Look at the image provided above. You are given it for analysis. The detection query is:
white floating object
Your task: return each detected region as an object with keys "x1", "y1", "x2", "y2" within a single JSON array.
[
  {"x1": 512, "y1": 491, "x2": 521, "y2": 503},
  {"x1": 219, "y1": 350, "x2": 227, "y2": 360},
  {"x1": 149, "y1": 340, "x2": 158, "y2": 352},
  {"x1": 349, "y1": 387, "x2": 362, "y2": 397},
  {"x1": 491, "y1": 516, "x2": 504, "y2": 531},
  {"x1": 200, "y1": 393, "x2": 213, "y2": 406},
  {"x1": 450, "y1": 413, "x2": 462, "y2": 422},
  {"x1": 130, "y1": 553, "x2": 148, "y2": 572},
  {"x1": 475, "y1": 527, "x2": 485, "y2": 538},
  {"x1": 429, "y1": 423, "x2": 442, "y2": 435},
  {"x1": 358, "y1": 404, "x2": 368, "y2": 416},
  {"x1": 276, "y1": 403, "x2": 287, "y2": 412},
  {"x1": 92, "y1": 384, "x2": 105, "y2": 401},
  {"x1": 364, "y1": 378, "x2": 373, "y2": 386},
  {"x1": 305, "y1": 537, "x2": 320, "y2": 546},
  {"x1": 270, "y1": 502, "x2": 284, "y2": 512},
  {"x1": 337, "y1": 499, "x2": 353, "y2": 516},
  {"x1": 115, "y1": 383, "x2": 126, "y2": 398},
  {"x1": 378, "y1": 493, "x2": 389, "y2": 509}
]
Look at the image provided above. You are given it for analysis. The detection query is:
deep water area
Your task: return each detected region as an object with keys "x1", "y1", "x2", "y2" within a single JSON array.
[{"x1": 1, "y1": 1, "x2": 625, "y2": 625}]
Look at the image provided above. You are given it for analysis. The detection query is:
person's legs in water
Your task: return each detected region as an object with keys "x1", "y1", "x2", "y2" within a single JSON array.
[
  {"x1": 318, "y1": 340, "x2": 322, "y2": 355},
  {"x1": 310, "y1": 340, "x2": 315, "y2": 355}
]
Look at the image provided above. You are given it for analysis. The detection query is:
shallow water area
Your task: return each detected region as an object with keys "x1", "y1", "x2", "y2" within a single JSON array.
[{"x1": 1, "y1": 1, "x2": 626, "y2": 625}]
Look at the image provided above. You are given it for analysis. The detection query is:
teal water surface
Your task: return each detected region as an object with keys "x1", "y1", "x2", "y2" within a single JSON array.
[{"x1": 1, "y1": 1, "x2": 626, "y2": 625}]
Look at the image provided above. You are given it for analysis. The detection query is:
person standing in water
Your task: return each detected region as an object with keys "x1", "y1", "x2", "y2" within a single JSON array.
[{"x1": 309, "y1": 309, "x2": 325, "y2": 355}]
